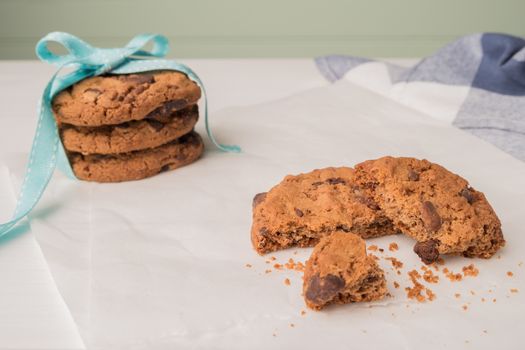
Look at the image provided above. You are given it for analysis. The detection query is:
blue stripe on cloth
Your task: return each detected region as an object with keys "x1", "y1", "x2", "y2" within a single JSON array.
[
  {"x1": 314, "y1": 33, "x2": 525, "y2": 162},
  {"x1": 472, "y1": 33, "x2": 525, "y2": 96}
]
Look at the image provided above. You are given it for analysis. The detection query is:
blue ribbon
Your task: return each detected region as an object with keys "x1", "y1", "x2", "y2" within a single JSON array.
[{"x1": 0, "y1": 32, "x2": 240, "y2": 238}]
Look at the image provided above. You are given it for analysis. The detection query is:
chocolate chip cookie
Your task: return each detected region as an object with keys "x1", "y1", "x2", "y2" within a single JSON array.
[
  {"x1": 69, "y1": 131, "x2": 203, "y2": 182},
  {"x1": 60, "y1": 105, "x2": 198, "y2": 155},
  {"x1": 251, "y1": 167, "x2": 400, "y2": 254},
  {"x1": 52, "y1": 71, "x2": 201, "y2": 126},
  {"x1": 303, "y1": 231, "x2": 387, "y2": 310},
  {"x1": 354, "y1": 156, "x2": 505, "y2": 263}
]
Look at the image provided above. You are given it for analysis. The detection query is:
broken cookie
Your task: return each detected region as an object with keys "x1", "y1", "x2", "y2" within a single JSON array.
[
  {"x1": 354, "y1": 156, "x2": 505, "y2": 263},
  {"x1": 303, "y1": 231, "x2": 387, "y2": 310},
  {"x1": 251, "y1": 167, "x2": 399, "y2": 254}
]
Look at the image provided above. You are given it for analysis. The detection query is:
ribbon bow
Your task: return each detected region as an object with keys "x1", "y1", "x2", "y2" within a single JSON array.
[{"x1": 0, "y1": 32, "x2": 240, "y2": 238}]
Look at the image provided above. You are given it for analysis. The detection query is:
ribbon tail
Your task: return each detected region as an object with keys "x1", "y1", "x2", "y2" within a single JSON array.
[
  {"x1": 201, "y1": 85, "x2": 241, "y2": 153},
  {"x1": 0, "y1": 79, "x2": 60, "y2": 237},
  {"x1": 174, "y1": 64, "x2": 241, "y2": 153}
]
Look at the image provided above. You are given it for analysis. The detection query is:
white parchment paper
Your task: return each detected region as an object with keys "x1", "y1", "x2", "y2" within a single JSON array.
[{"x1": 29, "y1": 80, "x2": 525, "y2": 349}]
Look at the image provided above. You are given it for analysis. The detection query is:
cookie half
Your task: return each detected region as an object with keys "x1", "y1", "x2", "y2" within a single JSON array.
[
  {"x1": 53, "y1": 71, "x2": 201, "y2": 126},
  {"x1": 303, "y1": 231, "x2": 387, "y2": 310},
  {"x1": 69, "y1": 131, "x2": 204, "y2": 182},
  {"x1": 251, "y1": 167, "x2": 399, "y2": 254},
  {"x1": 60, "y1": 105, "x2": 199, "y2": 155},
  {"x1": 354, "y1": 156, "x2": 505, "y2": 263}
]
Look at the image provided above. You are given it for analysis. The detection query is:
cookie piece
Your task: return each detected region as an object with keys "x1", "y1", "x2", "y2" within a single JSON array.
[
  {"x1": 69, "y1": 131, "x2": 203, "y2": 182},
  {"x1": 303, "y1": 231, "x2": 387, "y2": 310},
  {"x1": 60, "y1": 105, "x2": 199, "y2": 155},
  {"x1": 354, "y1": 156, "x2": 505, "y2": 263},
  {"x1": 251, "y1": 167, "x2": 399, "y2": 254},
  {"x1": 53, "y1": 71, "x2": 201, "y2": 126}
]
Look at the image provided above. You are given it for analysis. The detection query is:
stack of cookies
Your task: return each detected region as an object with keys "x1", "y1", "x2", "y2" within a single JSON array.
[{"x1": 52, "y1": 70, "x2": 204, "y2": 182}]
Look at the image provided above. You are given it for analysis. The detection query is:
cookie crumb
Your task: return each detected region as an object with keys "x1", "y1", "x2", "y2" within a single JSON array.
[
  {"x1": 385, "y1": 257, "x2": 404, "y2": 269},
  {"x1": 378, "y1": 248, "x2": 384, "y2": 253},
  {"x1": 519, "y1": 261, "x2": 523, "y2": 267},
  {"x1": 388, "y1": 242, "x2": 399, "y2": 251},
  {"x1": 455, "y1": 293, "x2": 461, "y2": 298},
  {"x1": 470, "y1": 290, "x2": 476, "y2": 296},
  {"x1": 301, "y1": 310, "x2": 306, "y2": 316},
  {"x1": 368, "y1": 245, "x2": 378, "y2": 252},
  {"x1": 422, "y1": 269, "x2": 439, "y2": 283},
  {"x1": 405, "y1": 269, "x2": 434, "y2": 302},
  {"x1": 462, "y1": 264, "x2": 479, "y2": 277},
  {"x1": 284, "y1": 278, "x2": 291, "y2": 286},
  {"x1": 393, "y1": 281, "x2": 400, "y2": 289},
  {"x1": 462, "y1": 304, "x2": 468, "y2": 311},
  {"x1": 492, "y1": 298, "x2": 497, "y2": 303},
  {"x1": 483, "y1": 330, "x2": 488, "y2": 334},
  {"x1": 265, "y1": 269, "x2": 272, "y2": 274},
  {"x1": 273, "y1": 263, "x2": 282, "y2": 270},
  {"x1": 245, "y1": 263, "x2": 252, "y2": 268},
  {"x1": 510, "y1": 288, "x2": 519, "y2": 293},
  {"x1": 289, "y1": 323, "x2": 295, "y2": 328},
  {"x1": 507, "y1": 271, "x2": 514, "y2": 277},
  {"x1": 443, "y1": 267, "x2": 463, "y2": 281},
  {"x1": 426, "y1": 288, "x2": 436, "y2": 301},
  {"x1": 481, "y1": 297, "x2": 486, "y2": 302},
  {"x1": 294, "y1": 261, "x2": 305, "y2": 272},
  {"x1": 270, "y1": 256, "x2": 276, "y2": 261}
]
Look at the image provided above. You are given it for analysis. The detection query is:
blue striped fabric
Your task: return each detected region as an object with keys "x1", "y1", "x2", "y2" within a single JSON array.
[{"x1": 316, "y1": 33, "x2": 525, "y2": 161}]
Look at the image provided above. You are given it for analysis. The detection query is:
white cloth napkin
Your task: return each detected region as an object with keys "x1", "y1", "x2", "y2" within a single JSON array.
[{"x1": 28, "y1": 80, "x2": 525, "y2": 349}]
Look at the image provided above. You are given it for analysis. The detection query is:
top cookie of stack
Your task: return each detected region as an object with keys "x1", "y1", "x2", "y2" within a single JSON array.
[{"x1": 52, "y1": 70, "x2": 204, "y2": 182}]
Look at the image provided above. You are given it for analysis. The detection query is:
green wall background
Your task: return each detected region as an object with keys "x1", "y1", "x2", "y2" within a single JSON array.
[{"x1": 1, "y1": 0, "x2": 524, "y2": 59}]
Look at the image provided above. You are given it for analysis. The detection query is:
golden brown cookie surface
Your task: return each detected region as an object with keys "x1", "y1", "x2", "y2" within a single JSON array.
[
  {"x1": 251, "y1": 167, "x2": 399, "y2": 254},
  {"x1": 60, "y1": 105, "x2": 198, "y2": 155},
  {"x1": 303, "y1": 231, "x2": 387, "y2": 310},
  {"x1": 354, "y1": 156, "x2": 505, "y2": 262},
  {"x1": 69, "y1": 131, "x2": 203, "y2": 182},
  {"x1": 52, "y1": 70, "x2": 201, "y2": 126}
]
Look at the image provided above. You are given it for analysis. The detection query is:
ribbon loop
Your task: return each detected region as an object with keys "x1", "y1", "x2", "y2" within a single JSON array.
[
  {"x1": 36, "y1": 32, "x2": 95, "y2": 67},
  {"x1": 36, "y1": 32, "x2": 170, "y2": 74},
  {"x1": 124, "y1": 33, "x2": 170, "y2": 58}
]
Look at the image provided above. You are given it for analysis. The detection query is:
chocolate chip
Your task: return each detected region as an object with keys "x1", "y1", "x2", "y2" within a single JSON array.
[
  {"x1": 339, "y1": 224, "x2": 351, "y2": 232},
  {"x1": 259, "y1": 227, "x2": 269, "y2": 237},
  {"x1": 84, "y1": 88, "x2": 102, "y2": 94},
  {"x1": 252, "y1": 192, "x2": 267, "y2": 209},
  {"x1": 159, "y1": 164, "x2": 171, "y2": 173},
  {"x1": 146, "y1": 100, "x2": 189, "y2": 120},
  {"x1": 305, "y1": 274, "x2": 345, "y2": 304},
  {"x1": 421, "y1": 201, "x2": 442, "y2": 232},
  {"x1": 176, "y1": 152, "x2": 188, "y2": 161},
  {"x1": 146, "y1": 119, "x2": 166, "y2": 131},
  {"x1": 460, "y1": 187, "x2": 475, "y2": 204},
  {"x1": 414, "y1": 239, "x2": 440, "y2": 264},
  {"x1": 311, "y1": 181, "x2": 323, "y2": 187},
  {"x1": 133, "y1": 85, "x2": 148, "y2": 94},
  {"x1": 408, "y1": 169, "x2": 419, "y2": 181},
  {"x1": 326, "y1": 177, "x2": 346, "y2": 185},
  {"x1": 83, "y1": 88, "x2": 102, "y2": 102},
  {"x1": 294, "y1": 208, "x2": 304, "y2": 217},
  {"x1": 123, "y1": 73, "x2": 155, "y2": 84}
]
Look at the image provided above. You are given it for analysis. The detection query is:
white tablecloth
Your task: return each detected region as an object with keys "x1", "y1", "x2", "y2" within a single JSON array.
[{"x1": 1, "y1": 59, "x2": 524, "y2": 350}]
